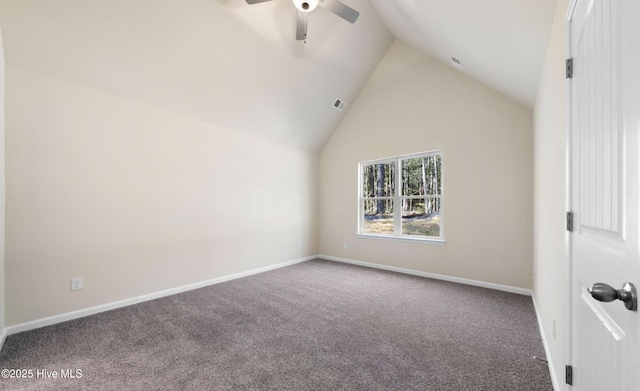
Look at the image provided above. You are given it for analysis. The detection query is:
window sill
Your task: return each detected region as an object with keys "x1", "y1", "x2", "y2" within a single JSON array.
[{"x1": 356, "y1": 233, "x2": 446, "y2": 245}]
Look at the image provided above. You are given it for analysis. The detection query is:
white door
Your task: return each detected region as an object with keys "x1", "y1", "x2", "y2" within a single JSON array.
[{"x1": 569, "y1": 0, "x2": 640, "y2": 390}]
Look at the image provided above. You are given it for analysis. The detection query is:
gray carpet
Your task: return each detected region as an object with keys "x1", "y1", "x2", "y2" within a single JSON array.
[{"x1": 0, "y1": 259, "x2": 552, "y2": 390}]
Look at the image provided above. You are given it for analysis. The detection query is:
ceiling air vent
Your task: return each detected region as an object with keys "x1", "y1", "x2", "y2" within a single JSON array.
[
  {"x1": 450, "y1": 56, "x2": 464, "y2": 71},
  {"x1": 333, "y1": 99, "x2": 346, "y2": 111}
]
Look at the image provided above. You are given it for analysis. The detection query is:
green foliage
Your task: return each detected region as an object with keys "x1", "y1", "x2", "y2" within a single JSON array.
[{"x1": 401, "y1": 156, "x2": 441, "y2": 196}]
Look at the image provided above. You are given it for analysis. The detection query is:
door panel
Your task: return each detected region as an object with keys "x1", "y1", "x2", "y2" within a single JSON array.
[
  {"x1": 576, "y1": 0, "x2": 622, "y2": 237},
  {"x1": 569, "y1": 0, "x2": 639, "y2": 390}
]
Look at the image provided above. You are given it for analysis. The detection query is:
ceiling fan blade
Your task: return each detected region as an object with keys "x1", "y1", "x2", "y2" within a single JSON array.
[
  {"x1": 245, "y1": 0, "x2": 276, "y2": 4},
  {"x1": 320, "y1": 0, "x2": 359, "y2": 23},
  {"x1": 296, "y1": 11, "x2": 308, "y2": 40}
]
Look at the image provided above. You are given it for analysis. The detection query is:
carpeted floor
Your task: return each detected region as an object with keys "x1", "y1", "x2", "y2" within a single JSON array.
[{"x1": 0, "y1": 259, "x2": 553, "y2": 390}]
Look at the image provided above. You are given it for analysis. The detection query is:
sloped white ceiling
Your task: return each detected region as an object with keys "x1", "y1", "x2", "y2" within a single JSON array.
[
  {"x1": 370, "y1": 0, "x2": 557, "y2": 108},
  {"x1": 0, "y1": 0, "x2": 393, "y2": 152},
  {"x1": 0, "y1": 0, "x2": 558, "y2": 152}
]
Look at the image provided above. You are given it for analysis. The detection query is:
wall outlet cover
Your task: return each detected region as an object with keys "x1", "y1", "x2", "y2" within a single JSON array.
[{"x1": 71, "y1": 277, "x2": 84, "y2": 291}]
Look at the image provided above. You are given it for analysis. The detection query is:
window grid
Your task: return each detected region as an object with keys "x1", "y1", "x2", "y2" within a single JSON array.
[{"x1": 359, "y1": 150, "x2": 443, "y2": 242}]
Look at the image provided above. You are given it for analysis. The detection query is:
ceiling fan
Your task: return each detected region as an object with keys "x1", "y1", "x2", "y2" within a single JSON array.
[{"x1": 245, "y1": 0, "x2": 359, "y2": 41}]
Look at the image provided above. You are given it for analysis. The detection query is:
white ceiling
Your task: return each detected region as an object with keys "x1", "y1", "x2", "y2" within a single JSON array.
[
  {"x1": 0, "y1": 0, "x2": 557, "y2": 152},
  {"x1": 0, "y1": 0, "x2": 393, "y2": 152},
  {"x1": 370, "y1": 0, "x2": 558, "y2": 108}
]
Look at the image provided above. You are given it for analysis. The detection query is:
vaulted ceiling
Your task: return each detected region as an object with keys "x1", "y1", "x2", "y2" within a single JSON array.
[
  {"x1": 370, "y1": 0, "x2": 558, "y2": 108},
  {"x1": 0, "y1": 0, "x2": 557, "y2": 152}
]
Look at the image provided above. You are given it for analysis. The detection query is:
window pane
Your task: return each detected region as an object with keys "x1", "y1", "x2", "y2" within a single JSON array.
[
  {"x1": 363, "y1": 199, "x2": 394, "y2": 234},
  {"x1": 401, "y1": 197, "x2": 441, "y2": 237},
  {"x1": 401, "y1": 155, "x2": 442, "y2": 196},
  {"x1": 428, "y1": 155, "x2": 442, "y2": 196},
  {"x1": 402, "y1": 158, "x2": 424, "y2": 196},
  {"x1": 362, "y1": 162, "x2": 396, "y2": 197},
  {"x1": 359, "y1": 152, "x2": 443, "y2": 240}
]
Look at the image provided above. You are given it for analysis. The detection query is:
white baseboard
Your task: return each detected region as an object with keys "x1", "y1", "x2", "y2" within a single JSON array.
[
  {"x1": 532, "y1": 295, "x2": 561, "y2": 391},
  {"x1": 319, "y1": 255, "x2": 532, "y2": 296},
  {"x1": 0, "y1": 327, "x2": 6, "y2": 353},
  {"x1": 5, "y1": 256, "x2": 316, "y2": 336}
]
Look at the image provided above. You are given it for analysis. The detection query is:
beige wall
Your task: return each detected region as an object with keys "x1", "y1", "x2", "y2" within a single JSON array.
[
  {"x1": 5, "y1": 67, "x2": 318, "y2": 326},
  {"x1": 533, "y1": 0, "x2": 570, "y2": 387},
  {"x1": 319, "y1": 41, "x2": 534, "y2": 289}
]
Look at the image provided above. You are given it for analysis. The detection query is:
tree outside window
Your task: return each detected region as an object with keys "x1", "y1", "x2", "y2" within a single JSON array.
[{"x1": 359, "y1": 151, "x2": 443, "y2": 242}]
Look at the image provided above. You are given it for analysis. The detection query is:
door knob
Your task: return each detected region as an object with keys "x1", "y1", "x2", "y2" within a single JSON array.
[{"x1": 588, "y1": 282, "x2": 637, "y2": 311}]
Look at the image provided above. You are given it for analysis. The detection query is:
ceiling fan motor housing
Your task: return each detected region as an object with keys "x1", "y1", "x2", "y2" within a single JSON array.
[{"x1": 292, "y1": 0, "x2": 319, "y2": 12}]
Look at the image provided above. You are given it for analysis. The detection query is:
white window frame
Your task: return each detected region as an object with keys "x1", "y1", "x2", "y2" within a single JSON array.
[{"x1": 357, "y1": 150, "x2": 445, "y2": 245}]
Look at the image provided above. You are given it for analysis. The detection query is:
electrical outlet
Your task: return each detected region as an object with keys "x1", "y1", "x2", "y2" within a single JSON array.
[
  {"x1": 71, "y1": 277, "x2": 84, "y2": 291},
  {"x1": 343, "y1": 242, "x2": 348, "y2": 249},
  {"x1": 552, "y1": 318, "x2": 557, "y2": 339}
]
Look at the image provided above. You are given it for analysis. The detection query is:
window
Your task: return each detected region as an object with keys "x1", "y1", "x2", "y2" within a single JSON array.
[{"x1": 358, "y1": 151, "x2": 444, "y2": 243}]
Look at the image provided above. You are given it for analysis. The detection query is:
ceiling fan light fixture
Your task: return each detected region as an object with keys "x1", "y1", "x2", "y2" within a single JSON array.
[{"x1": 292, "y1": 0, "x2": 319, "y2": 13}]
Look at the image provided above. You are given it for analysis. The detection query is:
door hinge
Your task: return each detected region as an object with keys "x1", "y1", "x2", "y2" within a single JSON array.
[
  {"x1": 565, "y1": 365, "x2": 573, "y2": 385},
  {"x1": 566, "y1": 58, "x2": 574, "y2": 79},
  {"x1": 566, "y1": 211, "x2": 574, "y2": 232}
]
